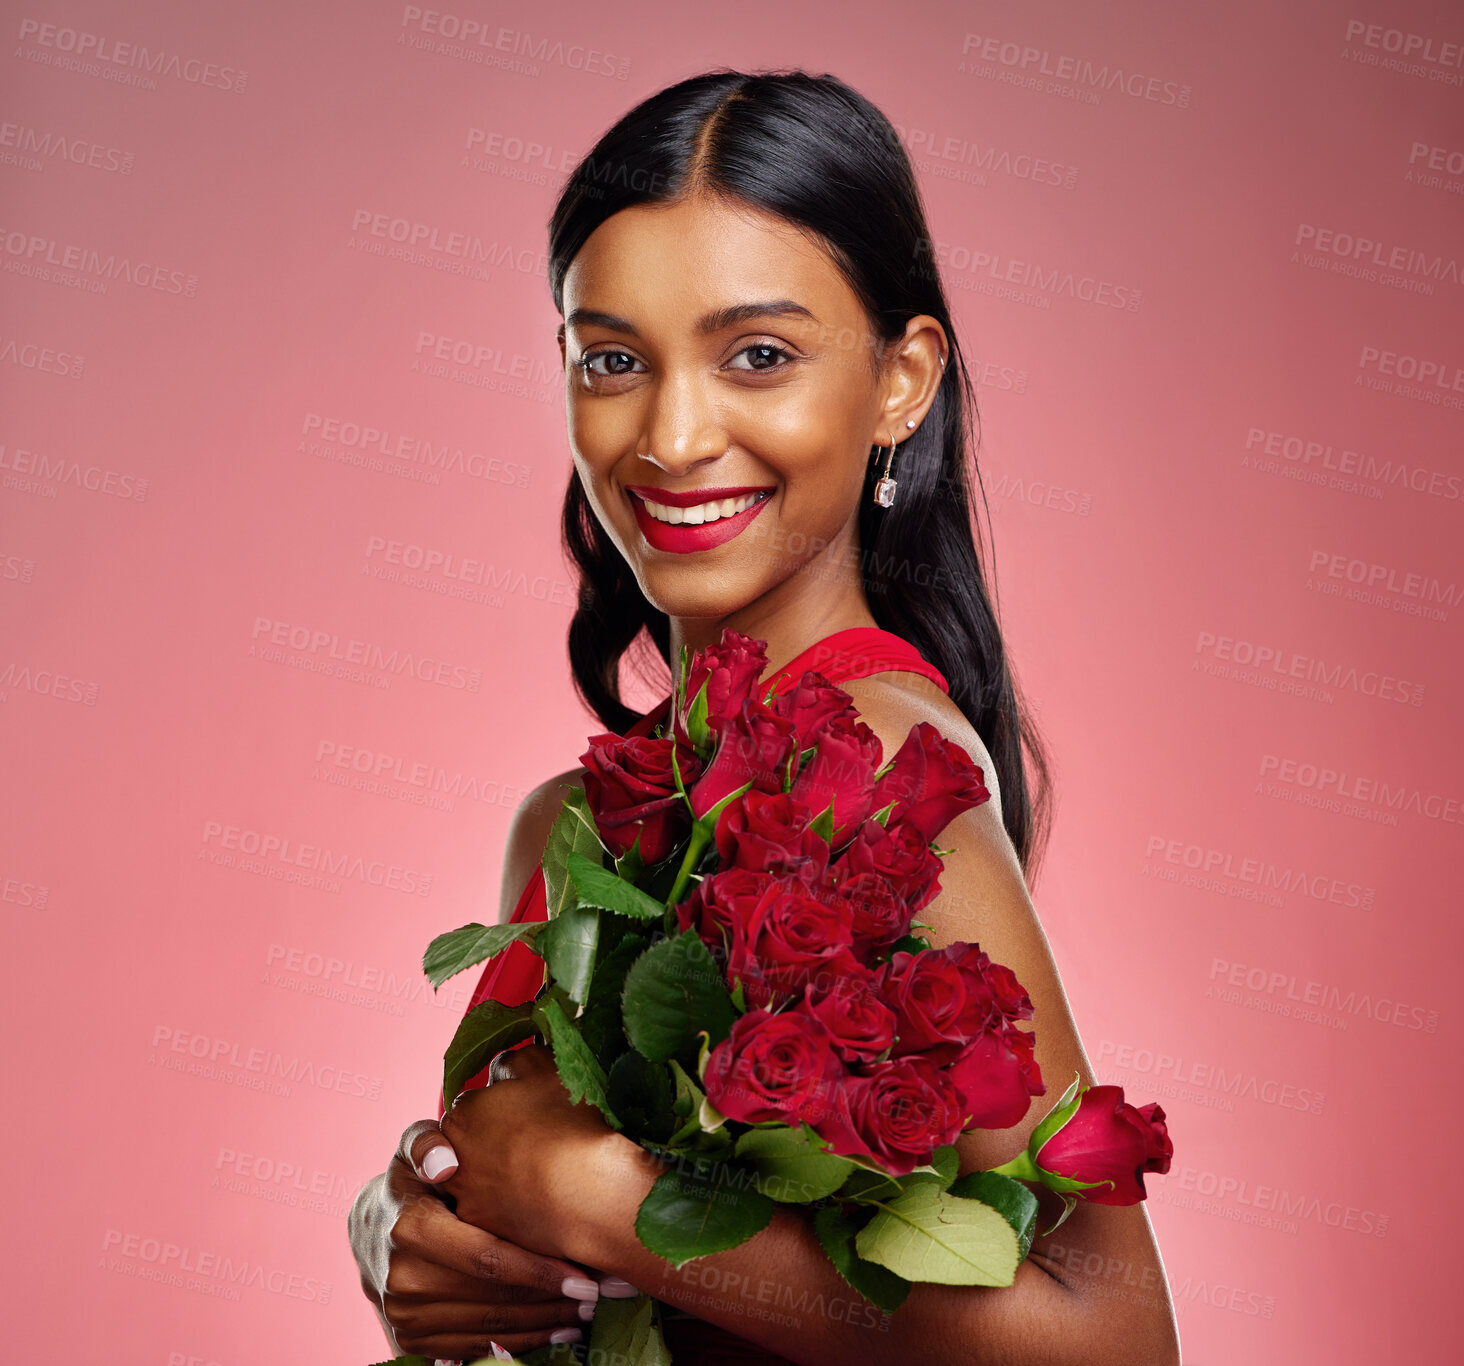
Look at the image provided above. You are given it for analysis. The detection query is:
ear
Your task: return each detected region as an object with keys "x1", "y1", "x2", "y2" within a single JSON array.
[{"x1": 878, "y1": 314, "x2": 948, "y2": 443}]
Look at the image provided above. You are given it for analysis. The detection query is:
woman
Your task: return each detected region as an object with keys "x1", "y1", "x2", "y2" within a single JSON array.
[{"x1": 348, "y1": 69, "x2": 1180, "y2": 1365}]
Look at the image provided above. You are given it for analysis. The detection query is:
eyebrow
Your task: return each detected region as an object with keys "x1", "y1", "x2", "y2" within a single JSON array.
[{"x1": 564, "y1": 298, "x2": 819, "y2": 338}]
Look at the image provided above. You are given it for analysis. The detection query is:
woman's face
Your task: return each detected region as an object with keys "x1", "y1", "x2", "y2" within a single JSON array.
[{"x1": 557, "y1": 193, "x2": 934, "y2": 622}]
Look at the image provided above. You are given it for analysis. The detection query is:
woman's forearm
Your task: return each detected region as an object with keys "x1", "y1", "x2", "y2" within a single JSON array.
[{"x1": 568, "y1": 1141, "x2": 1175, "y2": 1366}]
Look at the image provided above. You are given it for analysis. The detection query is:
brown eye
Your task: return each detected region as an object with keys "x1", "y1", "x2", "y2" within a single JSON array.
[
  {"x1": 580, "y1": 350, "x2": 643, "y2": 378},
  {"x1": 728, "y1": 343, "x2": 794, "y2": 372}
]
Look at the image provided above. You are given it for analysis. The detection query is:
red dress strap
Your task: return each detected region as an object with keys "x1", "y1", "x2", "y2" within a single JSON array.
[{"x1": 764, "y1": 624, "x2": 949, "y2": 696}]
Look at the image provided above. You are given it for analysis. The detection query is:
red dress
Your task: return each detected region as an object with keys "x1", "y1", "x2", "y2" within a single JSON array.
[{"x1": 456, "y1": 626, "x2": 950, "y2": 1362}]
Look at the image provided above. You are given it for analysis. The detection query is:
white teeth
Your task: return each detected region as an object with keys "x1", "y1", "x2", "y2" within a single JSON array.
[{"x1": 640, "y1": 491, "x2": 766, "y2": 525}]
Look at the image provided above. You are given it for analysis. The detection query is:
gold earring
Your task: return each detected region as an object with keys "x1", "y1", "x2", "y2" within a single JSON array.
[{"x1": 873, "y1": 435, "x2": 898, "y2": 507}]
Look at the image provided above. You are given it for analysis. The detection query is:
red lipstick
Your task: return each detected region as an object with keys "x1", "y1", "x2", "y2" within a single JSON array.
[{"x1": 625, "y1": 485, "x2": 774, "y2": 555}]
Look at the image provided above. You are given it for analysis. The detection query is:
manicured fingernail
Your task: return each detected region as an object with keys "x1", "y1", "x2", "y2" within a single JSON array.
[
  {"x1": 578, "y1": 1298, "x2": 596, "y2": 1321},
  {"x1": 491, "y1": 1345, "x2": 513, "y2": 1362},
  {"x1": 561, "y1": 1274, "x2": 599, "y2": 1300},
  {"x1": 549, "y1": 1327, "x2": 583, "y2": 1344},
  {"x1": 421, "y1": 1144, "x2": 458, "y2": 1181},
  {"x1": 599, "y1": 1275, "x2": 639, "y2": 1297}
]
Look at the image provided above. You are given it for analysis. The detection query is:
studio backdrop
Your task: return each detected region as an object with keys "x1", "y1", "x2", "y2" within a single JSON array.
[{"x1": 2, "y1": 0, "x2": 1460, "y2": 1361}]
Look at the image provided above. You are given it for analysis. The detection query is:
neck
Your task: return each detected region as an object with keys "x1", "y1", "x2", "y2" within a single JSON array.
[{"x1": 664, "y1": 568, "x2": 879, "y2": 704}]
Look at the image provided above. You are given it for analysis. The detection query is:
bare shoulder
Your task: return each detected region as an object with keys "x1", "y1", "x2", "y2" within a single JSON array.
[
  {"x1": 840, "y1": 671, "x2": 1094, "y2": 1160},
  {"x1": 839, "y1": 671, "x2": 1008, "y2": 852},
  {"x1": 497, "y1": 764, "x2": 590, "y2": 923}
]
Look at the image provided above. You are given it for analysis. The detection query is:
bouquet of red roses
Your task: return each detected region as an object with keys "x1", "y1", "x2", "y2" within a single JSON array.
[{"x1": 410, "y1": 629, "x2": 1172, "y2": 1365}]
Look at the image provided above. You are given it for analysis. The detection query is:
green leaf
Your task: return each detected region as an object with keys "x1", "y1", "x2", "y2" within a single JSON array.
[
  {"x1": 605, "y1": 1048, "x2": 674, "y2": 1143},
  {"x1": 807, "y1": 799, "x2": 835, "y2": 843},
  {"x1": 579, "y1": 932, "x2": 650, "y2": 1074},
  {"x1": 1028, "y1": 1071, "x2": 1085, "y2": 1155},
  {"x1": 869, "y1": 797, "x2": 897, "y2": 826},
  {"x1": 930, "y1": 1143, "x2": 961, "y2": 1187},
  {"x1": 684, "y1": 677, "x2": 713, "y2": 755},
  {"x1": 949, "y1": 1170, "x2": 1040, "y2": 1260},
  {"x1": 532, "y1": 996, "x2": 621, "y2": 1131},
  {"x1": 441, "y1": 1000, "x2": 539, "y2": 1108},
  {"x1": 835, "y1": 1164, "x2": 905, "y2": 1205},
  {"x1": 634, "y1": 1155, "x2": 775, "y2": 1267},
  {"x1": 541, "y1": 786, "x2": 606, "y2": 915},
  {"x1": 690, "y1": 779, "x2": 754, "y2": 838},
  {"x1": 614, "y1": 831, "x2": 646, "y2": 886},
  {"x1": 812, "y1": 1204, "x2": 910, "y2": 1313},
  {"x1": 422, "y1": 920, "x2": 545, "y2": 989},
  {"x1": 587, "y1": 1291, "x2": 672, "y2": 1366},
  {"x1": 567, "y1": 850, "x2": 667, "y2": 920},
  {"x1": 622, "y1": 928, "x2": 736, "y2": 1066},
  {"x1": 734, "y1": 1124, "x2": 856, "y2": 1203},
  {"x1": 539, "y1": 903, "x2": 601, "y2": 1004},
  {"x1": 888, "y1": 933, "x2": 931, "y2": 956},
  {"x1": 855, "y1": 1184, "x2": 1021, "y2": 1286},
  {"x1": 668, "y1": 1057, "x2": 705, "y2": 1117}
]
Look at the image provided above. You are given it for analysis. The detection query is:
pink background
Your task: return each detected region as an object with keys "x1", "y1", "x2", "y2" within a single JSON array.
[{"x1": 3, "y1": 1, "x2": 1461, "y2": 1360}]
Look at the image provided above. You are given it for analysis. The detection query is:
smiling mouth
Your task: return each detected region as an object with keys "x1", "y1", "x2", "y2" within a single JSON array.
[
  {"x1": 624, "y1": 485, "x2": 776, "y2": 555},
  {"x1": 632, "y1": 489, "x2": 772, "y2": 524}
]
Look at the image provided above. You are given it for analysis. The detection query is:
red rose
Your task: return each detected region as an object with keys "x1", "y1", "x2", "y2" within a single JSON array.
[
  {"x1": 873, "y1": 722, "x2": 991, "y2": 843},
  {"x1": 789, "y1": 711, "x2": 883, "y2": 847},
  {"x1": 811, "y1": 1053, "x2": 966, "y2": 1177},
  {"x1": 767, "y1": 669, "x2": 857, "y2": 750},
  {"x1": 877, "y1": 944, "x2": 998, "y2": 1060},
  {"x1": 689, "y1": 699, "x2": 797, "y2": 821},
  {"x1": 983, "y1": 958, "x2": 1036, "y2": 1023},
  {"x1": 674, "y1": 629, "x2": 769, "y2": 749},
  {"x1": 578, "y1": 732, "x2": 702, "y2": 864},
  {"x1": 704, "y1": 1006, "x2": 846, "y2": 1126},
  {"x1": 727, "y1": 876, "x2": 856, "y2": 1009},
  {"x1": 714, "y1": 790, "x2": 830, "y2": 890},
  {"x1": 825, "y1": 872, "x2": 913, "y2": 964},
  {"x1": 674, "y1": 866, "x2": 776, "y2": 952},
  {"x1": 946, "y1": 1025, "x2": 1045, "y2": 1129},
  {"x1": 803, "y1": 971, "x2": 897, "y2": 1064},
  {"x1": 831, "y1": 816, "x2": 943, "y2": 913},
  {"x1": 1034, "y1": 1086, "x2": 1172, "y2": 1206}
]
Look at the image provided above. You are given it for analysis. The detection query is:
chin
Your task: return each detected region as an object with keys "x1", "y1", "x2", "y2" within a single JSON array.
[{"x1": 633, "y1": 566, "x2": 767, "y2": 621}]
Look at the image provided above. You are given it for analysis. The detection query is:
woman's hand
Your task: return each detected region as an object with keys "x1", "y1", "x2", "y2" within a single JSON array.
[
  {"x1": 440, "y1": 1043, "x2": 661, "y2": 1270},
  {"x1": 349, "y1": 1116, "x2": 637, "y2": 1360}
]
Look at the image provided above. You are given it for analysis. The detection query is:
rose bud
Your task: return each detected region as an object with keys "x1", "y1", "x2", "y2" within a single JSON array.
[
  {"x1": 578, "y1": 732, "x2": 702, "y2": 864},
  {"x1": 789, "y1": 711, "x2": 883, "y2": 847},
  {"x1": 992, "y1": 1081, "x2": 1172, "y2": 1209},
  {"x1": 703, "y1": 1006, "x2": 846, "y2": 1127},
  {"x1": 1031, "y1": 1086, "x2": 1172, "y2": 1205},
  {"x1": 873, "y1": 721, "x2": 991, "y2": 844},
  {"x1": 674, "y1": 629, "x2": 769, "y2": 751},
  {"x1": 689, "y1": 699, "x2": 798, "y2": 822}
]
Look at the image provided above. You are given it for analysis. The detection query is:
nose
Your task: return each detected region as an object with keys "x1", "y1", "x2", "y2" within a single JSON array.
[{"x1": 636, "y1": 370, "x2": 727, "y2": 479}]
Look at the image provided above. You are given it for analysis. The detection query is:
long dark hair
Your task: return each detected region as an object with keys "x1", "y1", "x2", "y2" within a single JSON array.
[{"x1": 546, "y1": 68, "x2": 1054, "y2": 882}]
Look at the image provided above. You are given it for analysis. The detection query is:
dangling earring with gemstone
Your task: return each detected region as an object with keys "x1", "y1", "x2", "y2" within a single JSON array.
[{"x1": 872, "y1": 419, "x2": 917, "y2": 507}]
